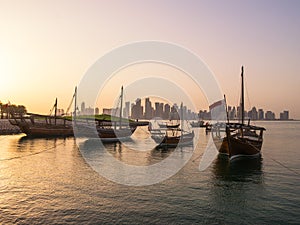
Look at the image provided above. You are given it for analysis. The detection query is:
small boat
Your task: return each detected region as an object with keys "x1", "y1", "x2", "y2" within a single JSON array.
[
  {"x1": 211, "y1": 66, "x2": 266, "y2": 160},
  {"x1": 150, "y1": 103, "x2": 194, "y2": 148},
  {"x1": 190, "y1": 120, "x2": 206, "y2": 127},
  {"x1": 151, "y1": 128, "x2": 194, "y2": 148},
  {"x1": 158, "y1": 122, "x2": 180, "y2": 129},
  {"x1": 9, "y1": 89, "x2": 76, "y2": 138},
  {"x1": 97, "y1": 86, "x2": 137, "y2": 142},
  {"x1": 92, "y1": 118, "x2": 138, "y2": 142},
  {"x1": 74, "y1": 87, "x2": 149, "y2": 142},
  {"x1": 205, "y1": 122, "x2": 212, "y2": 133}
]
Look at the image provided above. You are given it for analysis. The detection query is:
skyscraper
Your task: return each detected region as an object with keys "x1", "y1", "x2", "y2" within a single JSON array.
[
  {"x1": 164, "y1": 103, "x2": 170, "y2": 120},
  {"x1": 81, "y1": 102, "x2": 85, "y2": 115},
  {"x1": 280, "y1": 110, "x2": 289, "y2": 120},
  {"x1": 145, "y1": 98, "x2": 152, "y2": 119},
  {"x1": 258, "y1": 109, "x2": 264, "y2": 120}
]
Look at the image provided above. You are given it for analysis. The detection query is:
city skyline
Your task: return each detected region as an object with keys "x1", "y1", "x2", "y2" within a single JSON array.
[
  {"x1": 0, "y1": 97, "x2": 292, "y2": 121},
  {"x1": 78, "y1": 97, "x2": 292, "y2": 121},
  {"x1": 1, "y1": 1, "x2": 300, "y2": 118}
]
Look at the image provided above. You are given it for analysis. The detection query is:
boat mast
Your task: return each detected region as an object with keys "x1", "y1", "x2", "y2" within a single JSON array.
[
  {"x1": 119, "y1": 86, "x2": 123, "y2": 128},
  {"x1": 180, "y1": 102, "x2": 183, "y2": 136},
  {"x1": 74, "y1": 87, "x2": 77, "y2": 124},
  {"x1": 54, "y1": 98, "x2": 58, "y2": 125},
  {"x1": 241, "y1": 66, "x2": 245, "y2": 125}
]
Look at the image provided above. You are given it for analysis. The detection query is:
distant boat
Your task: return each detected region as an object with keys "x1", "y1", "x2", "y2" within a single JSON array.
[
  {"x1": 190, "y1": 120, "x2": 205, "y2": 128},
  {"x1": 212, "y1": 66, "x2": 266, "y2": 160},
  {"x1": 158, "y1": 122, "x2": 180, "y2": 129},
  {"x1": 97, "y1": 86, "x2": 139, "y2": 142},
  {"x1": 77, "y1": 86, "x2": 142, "y2": 142},
  {"x1": 150, "y1": 103, "x2": 194, "y2": 148},
  {"x1": 205, "y1": 123, "x2": 212, "y2": 133},
  {"x1": 150, "y1": 128, "x2": 194, "y2": 148},
  {"x1": 94, "y1": 119, "x2": 138, "y2": 142},
  {"x1": 9, "y1": 89, "x2": 76, "y2": 137}
]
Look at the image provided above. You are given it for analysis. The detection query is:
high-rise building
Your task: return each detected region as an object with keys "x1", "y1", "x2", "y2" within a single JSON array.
[
  {"x1": 248, "y1": 107, "x2": 258, "y2": 120},
  {"x1": 81, "y1": 102, "x2": 85, "y2": 115},
  {"x1": 280, "y1": 110, "x2": 289, "y2": 120},
  {"x1": 258, "y1": 109, "x2": 264, "y2": 120},
  {"x1": 95, "y1": 107, "x2": 99, "y2": 115},
  {"x1": 170, "y1": 104, "x2": 179, "y2": 120},
  {"x1": 131, "y1": 98, "x2": 143, "y2": 119},
  {"x1": 163, "y1": 104, "x2": 170, "y2": 119},
  {"x1": 145, "y1": 98, "x2": 152, "y2": 119},
  {"x1": 123, "y1": 101, "x2": 130, "y2": 118},
  {"x1": 154, "y1": 102, "x2": 160, "y2": 118},
  {"x1": 158, "y1": 103, "x2": 164, "y2": 118},
  {"x1": 265, "y1": 111, "x2": 275, "y2": 120}
]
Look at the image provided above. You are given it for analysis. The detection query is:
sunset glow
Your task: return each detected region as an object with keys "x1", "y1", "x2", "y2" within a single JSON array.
[{"x1": 0, "y1": 0, "x2": 299, "y2": 118}]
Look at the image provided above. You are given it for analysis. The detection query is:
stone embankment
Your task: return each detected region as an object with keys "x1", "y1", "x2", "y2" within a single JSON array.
[{"x1": 0, "y1": 119, "x2": 21, "y2": 135}]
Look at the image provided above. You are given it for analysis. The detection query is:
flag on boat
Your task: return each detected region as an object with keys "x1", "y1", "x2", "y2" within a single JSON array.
[{"x1": 209, "y1": 99, "x2": 227, "y2": 122}]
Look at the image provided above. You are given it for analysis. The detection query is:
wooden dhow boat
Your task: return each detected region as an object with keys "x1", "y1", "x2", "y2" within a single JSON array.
[
  {"x1": 190, "y1": 120, "x2": 206, "y2": 128},
  {"x1": 9, "y1": 89, "x2": 76, "y2": 137},
  {"x1": 74, "y1": 86, "x2": 146, "y2": 142},
  {"x1": 211, "y1": 66, "x2": 266, "y2": 160},
  {"x1": 150, "y1": 103, "x2": 194, "y2": 148},
  {"x1": 158, "y1": 121, "x2": 180, "y2": 129}
]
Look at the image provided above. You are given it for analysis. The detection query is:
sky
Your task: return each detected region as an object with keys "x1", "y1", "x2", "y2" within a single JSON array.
[{"x1": 0, "y1": 0, "x2": 299, "y2": 118}]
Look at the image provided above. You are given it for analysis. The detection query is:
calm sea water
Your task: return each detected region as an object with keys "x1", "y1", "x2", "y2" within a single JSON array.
[{"x1": 0, "y1": 121, "x2": 299, "y2": 224}]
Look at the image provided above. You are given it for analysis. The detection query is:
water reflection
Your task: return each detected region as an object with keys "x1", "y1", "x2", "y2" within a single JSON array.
[
  {"x1": 16, "y1": 136, "x2": 63, "y2": 152},
  {"x1": 79, "y1": 138, "x2": 192, "y2": 167},
  {"x1": 212, "y1": 155, "x2": 263, "y2": 183}
]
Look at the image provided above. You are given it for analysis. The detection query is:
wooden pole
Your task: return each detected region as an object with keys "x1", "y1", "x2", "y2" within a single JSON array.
[
  {"x1": 54, "y1": 98, "x2": 57, "y2": 125},
  {"x1": 241, "y1": 66, "x2": 245, "y2": 125},
  {"x1": 119, "y1": 86, "x2": 123, "y2": 128},
  {"x1": 74, "y1": 87, "x2": 77, "y2": 125}
]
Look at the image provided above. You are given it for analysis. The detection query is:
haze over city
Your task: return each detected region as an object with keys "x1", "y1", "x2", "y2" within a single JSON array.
[{"x1": 1, "y1": 0, "x2": 299, "y2": 118}]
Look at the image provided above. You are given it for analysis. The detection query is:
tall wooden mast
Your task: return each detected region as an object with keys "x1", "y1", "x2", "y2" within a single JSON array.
[
  {"x1": 54, "y1": 98, "x2": 57, "y2": 125},
  {"x1": 241, "y1": 66, "x2": 245, "y2": 125},
  {"x1": 74, "y1": 87, "x2": 77, "y2": 124},
  {"x1": 119, "y1": 86, "x2": 123, "y2": 128},
  {"x1": 180, "y1": 102, "x2": 183, "y2": 136}
]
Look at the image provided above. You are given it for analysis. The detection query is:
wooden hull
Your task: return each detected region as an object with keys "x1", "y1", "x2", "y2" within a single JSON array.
[
  {"x1": 190, "y1": 121, "x2": 206, "y2": 128},
  {"x1": 152, "y1": 132, "x2": 194, "y2": 148},
  {"x1": 213, "y1": 137, "x2": 229, "y2": 155},
  {"x1": 227, "y1": 136, "x2": 262, "y2": 160},
  {"x1": 215, "y1": 136, "x2": 263, "y2": 160},
  {"x1": 74, "y1": 123, "x2": 137, "y2": 142},
  {"x1": 16, "y1": 122, "x2": 73, "y2": 137},
  {"x1": 97, "y1": 127, "x2": 137, "y2": 142},
  {"x1": 158, "y1": 123, "x2": 180, "y2": 129}
]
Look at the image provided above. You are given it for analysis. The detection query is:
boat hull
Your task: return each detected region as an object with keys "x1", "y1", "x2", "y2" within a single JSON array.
[
  {"x1": 97, "y1": 127, "x2": 137, "y2": 142},
  {"x1": 152, "y1": 132, "x2": 194, "y2": 148},
  {"x1": 227, "y1": 136, "x2": 262, "y2": 160},
  {"x1": 16, "y1": 122, "x2": 73, "y2": 137}
]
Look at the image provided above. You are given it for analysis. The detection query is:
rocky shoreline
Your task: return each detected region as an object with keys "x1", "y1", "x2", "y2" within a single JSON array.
[{"x1": 0, "y1": 119, "x2": 21, "y2": 135}]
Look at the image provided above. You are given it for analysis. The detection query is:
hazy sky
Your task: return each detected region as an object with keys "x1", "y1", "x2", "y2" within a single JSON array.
[{"x1": 1, "y1": 0, "x2": 299, "y2": 118}]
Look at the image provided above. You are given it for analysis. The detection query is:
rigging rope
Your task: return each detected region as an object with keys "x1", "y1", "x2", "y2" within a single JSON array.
[{"x1": 65, "y1": 93, "x2": 75, "y2": 115}]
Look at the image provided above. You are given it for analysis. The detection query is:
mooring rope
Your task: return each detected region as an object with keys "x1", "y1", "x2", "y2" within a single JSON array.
[
  {"x1": 0, "y1": 140, "x2": 66, "y2": 161},
  {"x1": 264, "y1": 152, "x2": 300, "y2": 176}
]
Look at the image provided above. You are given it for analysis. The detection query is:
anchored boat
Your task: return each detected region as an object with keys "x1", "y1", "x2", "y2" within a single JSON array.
[
  {"x1": 9, "y1": 88, "x2": 76, "y2": 138},
  {"x1": 212, "y1": 66, "x2": 266, "y2": 160},
  {"x1": 150, "y1": 103, "x2": 194, "y2": 148}
]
